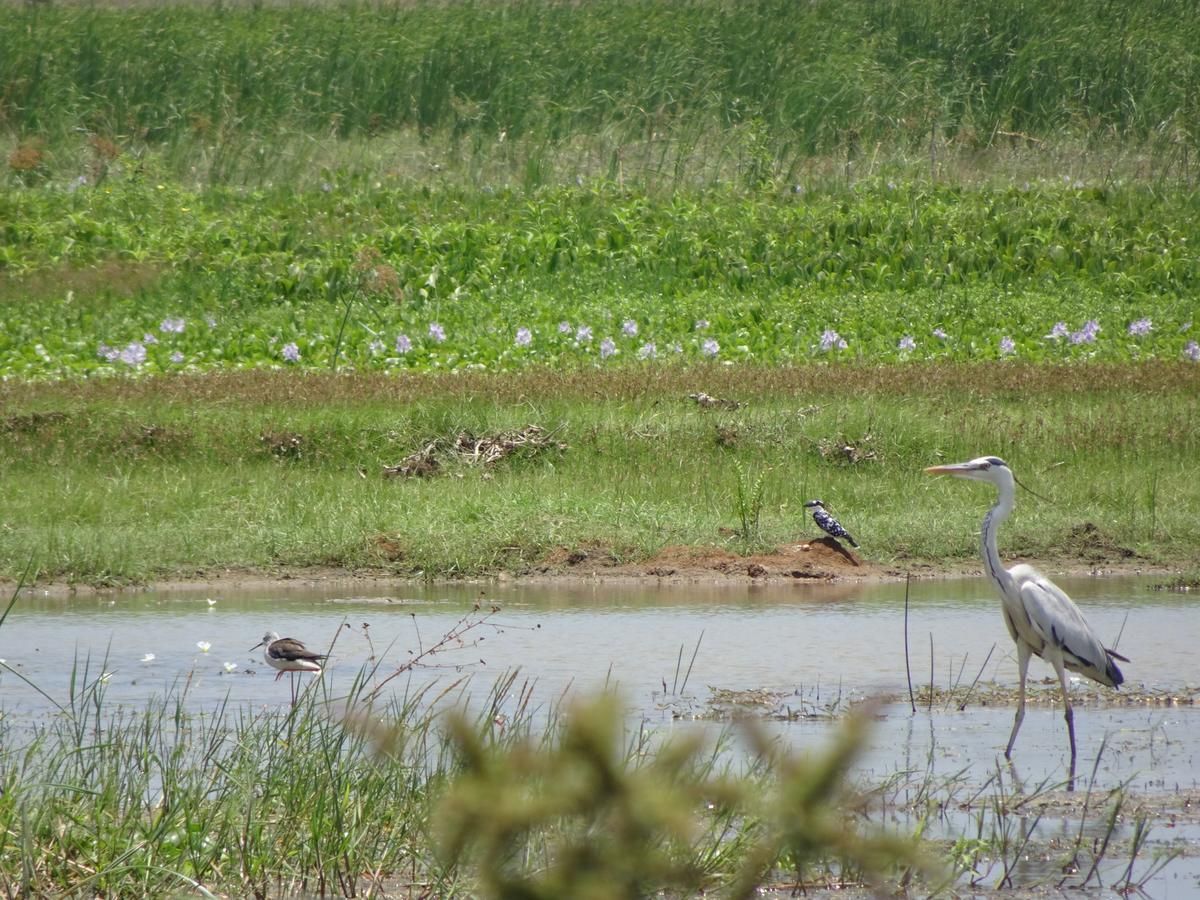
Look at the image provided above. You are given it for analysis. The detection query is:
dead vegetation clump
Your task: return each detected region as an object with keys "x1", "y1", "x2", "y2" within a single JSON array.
[
  {"x1": 261, "y1": 431, "x2": 305, "y2": 460},
  {"x1": 815, "y1": 433, "x2": 877, "y2": 464},
  {"x1": 383, "y1": 424, "x2": 565, "y2": 478},
  {"x1": 687, "y1": 391, "x2": 742, "y2": 410},
  {"x1": 1065, "y1": 521, "x2": 1134, "y2": 560},
  {"x1": 0, "y1": 411, "x2": 70, "y2": 435}
]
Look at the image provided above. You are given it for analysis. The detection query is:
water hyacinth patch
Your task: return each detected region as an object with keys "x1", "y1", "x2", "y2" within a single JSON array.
[
  {"x1": 599, "y1": 337, "x2": 617, "y2": 359},
  {"x1": 637, "y1": 342, "x2": 656, "y2": 359},
  {"x1": 558, "y1": 321, "x2": 571, "y2": 334},
  {"x1": 1070, "y1": 320, "x2": 1101, "y2": 345},
  {"x1": 932, "y1": 328, "x2": 948, "y2": 340},
  {"x1": 701, "y1": 338, "x2": 720, "y2": 357},
  {"x1": 428, "y1": 323, "x2": 446, "y2": 342},
  {"x1": 120, "y1": 341, "x2": 148, "y2": 367},
  {"x1": 1186, "y1": 341, "x2": 1200, "y2": 361},
  {"x1": 819, "y1": 329, "x2": 845, "y2": 352},
  {"x1": 281, "y1": 342, "x2": 300, "y2": 362},
  {"x1": 575, "y1": 325, "x2": 593, "y2": 343},
  {"x1": 1128, "y1": 317, "x2": 1152, "y2": 336},
  {"x1": 395, "y1": 334, "x2": 412, "y2": 354},
  {"x1": 170, "y1": 350, "x2": 185, "y2": 364},
  {"x1": 999, "y1": 336, "x2": 1016, "y2": 356},
  {"x1": 160, "y1": 316, "x2": 186, "y2": 334},
  {"x1": 898, "y1": 335, "x2": 916, "y2": 352},
  {"x1": 1047, "y1": 322, "x2": 1068, "y2": 340},
  {"x1": 622, "y1": 319, "x2": 638, "y2": 337},
  {"x1": 695, "y1": 319, "x2": 709, "y2": 330}
]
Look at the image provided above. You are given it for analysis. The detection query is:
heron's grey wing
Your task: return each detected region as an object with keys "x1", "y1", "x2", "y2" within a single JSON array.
[{"x1": 1013, "y1": 567, "x2": 1122, "y2": 687}]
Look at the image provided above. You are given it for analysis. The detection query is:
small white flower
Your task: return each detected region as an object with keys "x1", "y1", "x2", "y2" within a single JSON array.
[
  {"x1": 223, "y1": 662, "x2": 237, "y2": 673},
  {"x1": 196, "y1": 641, "x2": 211, "y2": 653}
]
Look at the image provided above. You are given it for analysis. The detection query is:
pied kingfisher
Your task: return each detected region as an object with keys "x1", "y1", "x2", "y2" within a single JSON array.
[{"x1": 803, "y1": 499, "x2": 859, "y2": 548}]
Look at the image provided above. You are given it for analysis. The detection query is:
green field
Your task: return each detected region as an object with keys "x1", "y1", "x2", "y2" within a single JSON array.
[
  {"x1": 3, "y1": 3, "x2": 1200, "y2": 896},
  {"x1": 2, "y1": 0, "x2": 1200, "y2": 582},
  {"x1": 2, "y1": 364, "x2": 1197, "y2": 584}
]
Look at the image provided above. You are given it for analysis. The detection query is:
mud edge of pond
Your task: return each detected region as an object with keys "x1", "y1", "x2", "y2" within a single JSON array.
[{"x1": 4, "y1": 538, "x2": 1187, "y2": 598}]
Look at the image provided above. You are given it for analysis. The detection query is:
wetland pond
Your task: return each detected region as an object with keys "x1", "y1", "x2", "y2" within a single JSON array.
[{"x1": 2, "y1": 574, "x2": 1198, "y2": 895}]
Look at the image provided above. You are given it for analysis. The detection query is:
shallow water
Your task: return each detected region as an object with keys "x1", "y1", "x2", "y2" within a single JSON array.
[{"x1": 2, "y1": 575, "x2": 1198, "y2": 894}]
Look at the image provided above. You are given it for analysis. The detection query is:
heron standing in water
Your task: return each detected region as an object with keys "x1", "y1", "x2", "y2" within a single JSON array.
[{"x1": 925, "y1": 456, "x2": 1127, "y2": 777}]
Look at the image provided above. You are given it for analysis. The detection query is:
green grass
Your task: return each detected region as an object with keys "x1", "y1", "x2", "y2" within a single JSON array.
[
  {"x1": 1, "y1": 364, "x2": 1197, "y2": 584},
  {"x1": 4, "y1": 0, "x2": 1200, "y2": 186}
]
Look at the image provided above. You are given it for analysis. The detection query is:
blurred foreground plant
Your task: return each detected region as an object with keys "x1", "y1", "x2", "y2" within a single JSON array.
[{"x1": 436, "y1": 694, "x2": 928, "y2": 898}]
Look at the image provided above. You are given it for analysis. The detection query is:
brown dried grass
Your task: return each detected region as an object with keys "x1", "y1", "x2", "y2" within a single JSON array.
[{"x1": 3, "y1": 361, "x2": 1196, "y2": 409}]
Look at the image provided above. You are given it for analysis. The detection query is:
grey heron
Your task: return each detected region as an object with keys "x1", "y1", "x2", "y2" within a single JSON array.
[
  {"x1": 251, "y1": 631, "x2": 327, "y2": 704},
  {"x1": 803, "y1": 499, "x2": 859, "y2": 548},
  {"x1": 924, "y1": 456, "x2": 1127, "y2": 772}
]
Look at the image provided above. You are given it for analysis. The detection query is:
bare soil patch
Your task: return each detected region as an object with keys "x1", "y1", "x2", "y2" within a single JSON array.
[{"x1": 532, "y1": 536, "x2": 868, "y2": 581}]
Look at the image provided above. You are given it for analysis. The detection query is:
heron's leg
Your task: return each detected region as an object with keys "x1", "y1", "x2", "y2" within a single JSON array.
[
  {"x1": 274, "y1": 670, "x2": 285, "y2": 682},
  {"x1": 1005, "y1": 642, "x2": 1032, "y2": 759},
  {"x1": 1052, "y1": 654, "x2": 1077, "y2": 772}
]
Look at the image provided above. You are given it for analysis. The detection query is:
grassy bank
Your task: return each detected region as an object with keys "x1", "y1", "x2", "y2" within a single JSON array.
[{"x1": 2, "y1": 364, "x2": 1197, "y2": 585}]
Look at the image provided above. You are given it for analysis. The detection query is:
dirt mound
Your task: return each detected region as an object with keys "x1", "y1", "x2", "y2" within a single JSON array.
[{"x1": 536, "y1": 537, "x2": 870, "y2": 581}]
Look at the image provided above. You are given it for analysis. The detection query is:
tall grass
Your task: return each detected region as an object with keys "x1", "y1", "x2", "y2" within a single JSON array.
[{"x1": 3, "y1": 0, "x2": 1199, "y2": 187}]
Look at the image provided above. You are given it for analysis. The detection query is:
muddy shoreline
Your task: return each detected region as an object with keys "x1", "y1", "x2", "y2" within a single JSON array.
[{"x1": 4, "y1": 539, "x2": 1186, "y2": 598}]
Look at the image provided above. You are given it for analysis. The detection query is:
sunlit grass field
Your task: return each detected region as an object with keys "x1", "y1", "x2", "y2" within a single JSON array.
[
  {"x1": 2, "y1": 0, "x2": 1199, "y2": 583},
  {"x1": 2, "y1": 365, "x2": 1197, "y2": 583}
]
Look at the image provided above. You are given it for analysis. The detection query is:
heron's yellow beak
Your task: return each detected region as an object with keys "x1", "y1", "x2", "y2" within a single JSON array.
[{"x1": 924, "y1": 465, "x2": 959, "y2": 475}]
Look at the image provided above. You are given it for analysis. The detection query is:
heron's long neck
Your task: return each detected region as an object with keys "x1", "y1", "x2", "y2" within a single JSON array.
[{"x1": 981, "y1": 480, "x2": 1015, "y2": 586}]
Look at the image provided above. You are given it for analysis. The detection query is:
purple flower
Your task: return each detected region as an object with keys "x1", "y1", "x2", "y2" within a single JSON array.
[
  {"x1": 281, "y1": 342, "x2": 300, "y2": 363},
  {"x1": 1070, "y1": 319, "x2": 1101, "y2": 345},
  {"x1": 428, "y1": 323, "x2": 446, "y2": 342},
  {"x1": 160, "y1": 316, "x2": 186, "y2": 334},
  {"x1": 599, "y1": 338, "x2": 617, "y2": 359},
  {"x1": 1185, "y1": 341, "x2": 1200, "y2": 362},
  {"x1": 932, "y1": 328, "x2": 948, "y2": 340},
  {"x1": 1046, "y1": 322, "x2": 1068, "y2": 340},
  {"x1": 637, "y1": 342, "x2": 656, "y2": 360},
  {"x1": 557, "y1": 321, "x2": 571, "y2": 334},
  {"x1": 694, "y1": 319, "x2": 710, "y2": 331},
  {"x1": 368, "y1": 340, "x2": 385, "y2": 355},
  {"x1": 120, "y1": 341, "x2": 148, "y2": 367},
  {"x1": 515, "y1": 327, "x2": 532, "y2": 347},
  {"x1": 395, "y1": 334, "x2": 412, "y2": 354},
  {"x1": 622, "y1": 319, "x2": 638, "y2": 337},
  {"x1": 819, "y1": 329, "x2": 841, "y2": 351},
  {"x1": 999, "y1": 336, "x2": 1016, "y2": 356},
  {"x1": 701, "y1": 338, "x2": 720, "y2": 358},
  {"x1": 575, "y1": 325, "x2": 593, "y2": 343},
  {"x1": 142, "y1": 332, "x2": 159, "y2": 345},
  {"x1": 670, "y1": 342, "x2": 683, "y2": 353},
  {"x1": 898, "y1": 335, "x2": 916, "y2": 352},
  {"x1": 98, "y1": 343, "x2": 120, "y2": 362},
  {"x1": 170, "y1": 350, "x2": 185, "y2": 364},
  {"x1": 1128, "y1": 317, "x2": 1152, "y2": 336}
]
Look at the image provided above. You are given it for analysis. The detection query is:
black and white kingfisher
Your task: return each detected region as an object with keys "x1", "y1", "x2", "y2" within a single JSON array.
[{"x1": 803, "y1": 499, "x2": 859, "y2": 548}]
